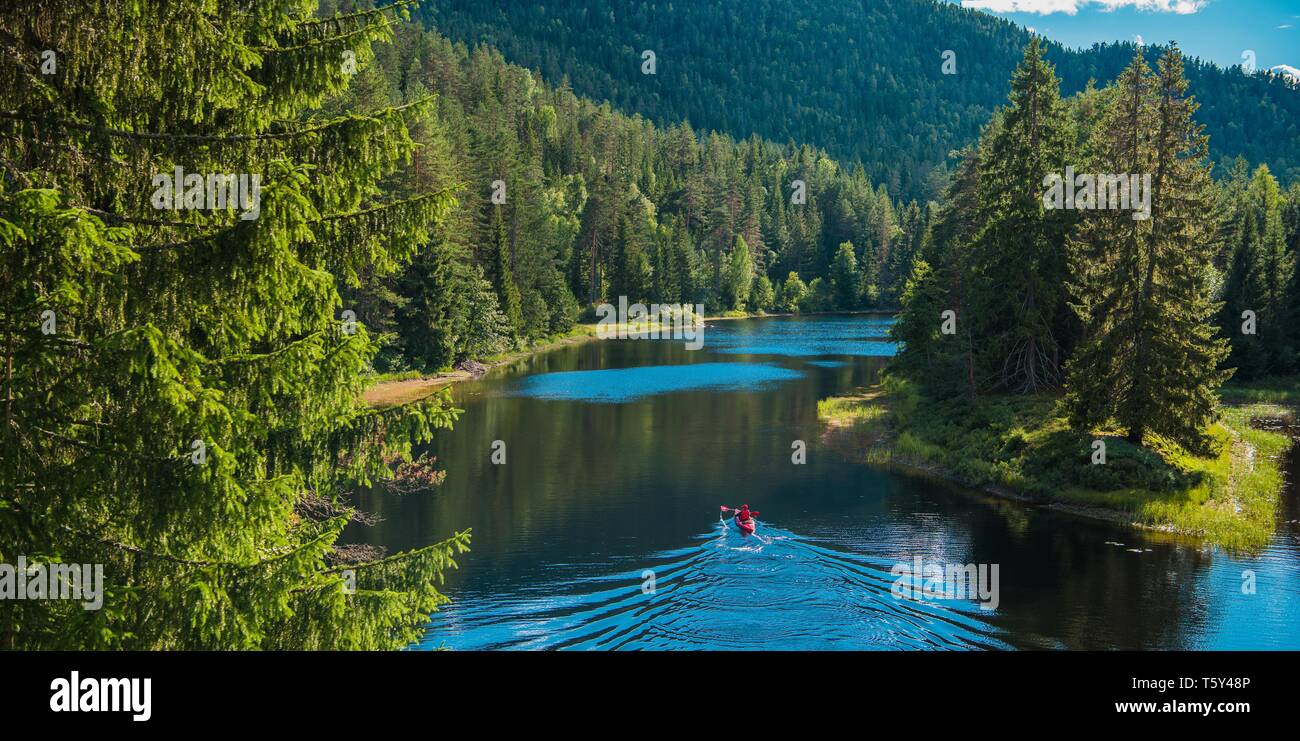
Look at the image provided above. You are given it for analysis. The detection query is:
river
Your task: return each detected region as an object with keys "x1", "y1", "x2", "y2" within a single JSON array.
[{"x1": 350, "y1": 314, "x2": 1300, "y2": 650}]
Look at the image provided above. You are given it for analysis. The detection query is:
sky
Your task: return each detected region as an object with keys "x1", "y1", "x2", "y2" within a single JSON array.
[{"x1": 949, "y1": 0, "x2": 1299, "y2": 76}]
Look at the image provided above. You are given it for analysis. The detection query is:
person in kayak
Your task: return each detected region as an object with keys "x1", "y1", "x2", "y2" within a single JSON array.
[{"x1": 721, "y1": 504, "x2": 759, "y2": 523}]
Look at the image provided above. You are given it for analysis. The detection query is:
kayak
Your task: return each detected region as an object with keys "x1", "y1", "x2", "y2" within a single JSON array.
[{"x1": 734, "y1": 514, "x2": 756, "y2": 535}]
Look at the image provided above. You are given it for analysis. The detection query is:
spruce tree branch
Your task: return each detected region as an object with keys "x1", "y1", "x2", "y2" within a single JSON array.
[
  {"x1": 252, "y1": 18, "x2": 397, "y2": 52},
  {"x1": 213, "y1": 331, "x2": 325, "y2": 365},
  {"x1": 94, "y1": 188, "x2": 460, "y2": 250},
  {"x1": 28, "y1": 424, "x2": 188, "y2": 464},
  {"x1": 0, "y1": 97, "x2": 432, "y2": 144},
  {"x1": 296, "y1": 1, "x2": 416, "y2": 28},
  {"x1": 0, "y1": 493, "x2": 348, "y2": 571},
  {"x1": 78, "y1": 206, "x2": 229, "y2": 229},
  {"x1": 320, "y1": 529, "x2": 472, "y2": 575},
  {"x1": 315, "y1": 186, "x2": 462, "y2": 221}
]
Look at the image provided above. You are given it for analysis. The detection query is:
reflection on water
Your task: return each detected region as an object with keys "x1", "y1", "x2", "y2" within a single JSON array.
[{"x1": 349, "y1": 315, "x2": 1300, "y2": 650}]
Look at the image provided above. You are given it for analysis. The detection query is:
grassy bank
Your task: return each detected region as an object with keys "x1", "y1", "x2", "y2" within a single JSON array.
[
  {"x1": 362, "y1": 325, "x2": 600, "y2": 408},
  {"x1": 818, "y1": 377, "x2": 1293, "y2": 550}
]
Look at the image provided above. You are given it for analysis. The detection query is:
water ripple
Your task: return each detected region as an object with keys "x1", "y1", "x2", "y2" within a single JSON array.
[{"x1": 419, "y1": 522, "x2": 1009, "y2": 651}]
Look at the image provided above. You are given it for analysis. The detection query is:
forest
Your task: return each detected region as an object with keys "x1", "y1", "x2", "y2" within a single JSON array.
[
  {"x1": 337, "y1": 9, "x2": 932, "y2": 373},
  {"x1": 845, "y1": 37, "x2": 1300, "y2": 551},
  {"x1": 892, "y1": 39, "x2": 1300, "y2": 426},
  {"x1": 417, "y1": 0, "x2": 1300, "y2": 202}
]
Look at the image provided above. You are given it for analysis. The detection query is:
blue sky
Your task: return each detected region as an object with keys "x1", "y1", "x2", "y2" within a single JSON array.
[{"x1": 949, "y1": 0, "x2": 1299, "y2": 75}]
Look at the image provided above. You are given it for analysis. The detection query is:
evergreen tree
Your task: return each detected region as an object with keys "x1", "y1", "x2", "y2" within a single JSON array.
[
  {"x1": 778, "y1": 272, "x2": 807, "y2": 313},
  {"x1": 969, "y1": 39, "x2": 1077, "y2": 393},
  {"x1": 830, "y1": 241, "x2": 861, "y2": 310},
  {"x1": 1220, "y1": 165, "x2": 1292, "y2": 377},
  {"x1": 723, "y1": 235, "x2": 754, "y2": 311},
  {"x1": 0, "y1": 0, "x2": 470, "y2": 649},
  {"x1": 1064, "y1": 47, "x2": 1230, "y2": 448},
  {"x1": 890, "y1": 260, "x2": 961, "y2": 393},
  {"x1": 751, "y1": 274, "x2": 776, "y2": 313}
]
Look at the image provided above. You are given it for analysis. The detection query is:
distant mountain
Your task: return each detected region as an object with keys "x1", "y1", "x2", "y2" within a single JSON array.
[
  {"x1": 1271, "y1": 65, "x2": 1300, "y2": 85},
  {"x1": 417, "y1": 0, "x2": 1300, "y2": 200}
]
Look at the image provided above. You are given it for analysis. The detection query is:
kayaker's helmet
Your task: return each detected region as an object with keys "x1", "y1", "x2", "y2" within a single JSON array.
[{"x1": 740, "y1": 504, "x2": 750, "y2": 512}]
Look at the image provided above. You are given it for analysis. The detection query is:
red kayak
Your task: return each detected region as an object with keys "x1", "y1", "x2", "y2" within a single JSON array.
[{"x1": 734, "y1": 514, "x2": 756, "y2": 536}]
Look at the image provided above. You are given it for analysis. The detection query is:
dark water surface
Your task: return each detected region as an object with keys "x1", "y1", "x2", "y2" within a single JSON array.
[{"x1": 351, "y1": 315, "x2": 1300, "y2": 650}]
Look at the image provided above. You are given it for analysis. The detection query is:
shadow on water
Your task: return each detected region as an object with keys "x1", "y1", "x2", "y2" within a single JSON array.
[{"x1": 349, "y1": 315, "x2": 1300, "y2": 650}]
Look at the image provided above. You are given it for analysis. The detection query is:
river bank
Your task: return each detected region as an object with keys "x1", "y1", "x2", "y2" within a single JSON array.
[
  {"x1": 362, "y1": 326, "x2": 601, "y2": 408},
  {"x1": 818, "y1": 377, "x2": 1296, "y2": 551}
]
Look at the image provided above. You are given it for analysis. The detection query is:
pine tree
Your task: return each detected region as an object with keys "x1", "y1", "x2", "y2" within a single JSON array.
[
  {"x1": 968, "y1": 39, "x2": 1077, "y2": 393},
  {"x1": 723, "y1": 235, "x2": 754, "y2": 311},
  {"x1": 890, "y1": 260, "x2": 960, "y2": 392},
  {"x1": 778, "y1": 272, "x2": 807, "y2": 313},
  {"x1": 751, "y1": 274, "x2": 775, "y2": 313},
  {"x1": 0, "y1": 0, "x2": 470, "y2": 649},
  {"x1": 1064, "y1": 46, "x2": 1230, "y2": 449},
  {"x1": 1220, "y1": 165, "x2": 1292, "y2": 377},
  {"x1": 830, "y1": 241, "x2": 861, "y2": 310}
]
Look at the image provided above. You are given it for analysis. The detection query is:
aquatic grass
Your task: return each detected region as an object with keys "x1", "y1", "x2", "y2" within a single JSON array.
[{"x1": 818, "y1": 379, "x2": 1293, "y2": 551}]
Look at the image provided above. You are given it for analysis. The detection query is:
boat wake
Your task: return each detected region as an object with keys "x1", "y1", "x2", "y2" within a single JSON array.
[{"x1": 419, "y1": 522, "x2": 1009, "y2": 650}]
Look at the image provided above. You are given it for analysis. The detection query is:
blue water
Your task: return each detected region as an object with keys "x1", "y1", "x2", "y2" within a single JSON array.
[
  {"x1": 707, "y1": 314, "x2": 896, "y2": 357},
  {"x1": 504, "y1": 362, "x2": 802, "y2": 403},
  {"x1": 352, "y1": 314, "x2": 1300, "y2": 650},
  {"x1": 419, "y1": 520, "x2": 1009, "y2": 650}
]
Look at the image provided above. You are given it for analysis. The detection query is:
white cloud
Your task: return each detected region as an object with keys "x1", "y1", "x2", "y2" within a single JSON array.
[{"x1": 961, "y1": 0, "x2": 1208, "y2": 15}]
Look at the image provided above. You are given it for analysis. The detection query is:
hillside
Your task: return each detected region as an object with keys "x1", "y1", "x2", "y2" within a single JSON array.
[
  {"x1": 329, "y1": 11, "x2": 929, "y2": 372},
  {"x1": 417, "y1": 0, "x2": 1300, "y2": 200}
]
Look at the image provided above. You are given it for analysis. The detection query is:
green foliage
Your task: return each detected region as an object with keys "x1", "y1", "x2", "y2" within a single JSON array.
[
  {"x1": 968, "y1": 39, "x2": 1077, "y2": 393},
  {"x1": 1218, "y1": 162, "x2": 1296, "y2": 378},
  {"x1": 750, "y1": 274, "x2": 775, "y2": 313},
  {"x1": 419, "y1": 0, "x2": 1300, "y2": 202},
  {"x1": 777, "y1": 272, "x2": 806, "y2": 313},
  {"x1": 1065, "y1": 46, "x2": 1230, "y2": 451},
  {"x1": 801, "y1": 278, "x2": 835, "y2": 313},
  {"x1": 0, "y1": 0, "x2": 469, "y2": 649},
  {"x1": 897, "y1": 41, "x2": 1259, "y2": 454},
  {"x1": 349, "y1": 23, "x2": 930, "y2": 336},
  {"x1": 723, "y1": 235, "x2": 754, "y2": 311},
  {"x1": 889, "y1": 260, "x2": 964, "y2": 396},
  {"x1": 830, "y1": 242, "x2": 861, "y2": 310}
]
